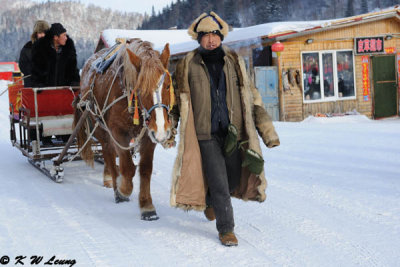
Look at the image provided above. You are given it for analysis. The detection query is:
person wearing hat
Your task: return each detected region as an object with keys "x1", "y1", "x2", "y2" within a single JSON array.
[
  {"x1": 169, "y1": 12, "x2": 280, "y2": 246},
  {"x1": 19, "y1": 20, "x2": 50, "y2": 87},
  {"x1": 31, "y1": 22, "x2": 80, "y2": 87}
]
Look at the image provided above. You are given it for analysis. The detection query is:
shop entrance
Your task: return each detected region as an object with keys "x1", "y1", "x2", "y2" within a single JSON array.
[
  {"x1": 254, "y1": 66, "x2": 279, "y2": 121},
  {"x1": 372, "y1": 55, "x2": 398, "y2": 118}
]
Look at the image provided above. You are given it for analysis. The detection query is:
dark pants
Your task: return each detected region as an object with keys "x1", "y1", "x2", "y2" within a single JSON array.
[{"x1": 198, "y1": 134, "x2": 241, "y2": 234}]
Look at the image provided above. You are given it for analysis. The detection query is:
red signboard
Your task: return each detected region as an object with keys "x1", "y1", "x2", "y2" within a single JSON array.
[
  {"x1": 355, "y1": 37, "x2": 384, "y2": 55},
  {"x1": 361, "y1": 56, "x2": 370, "y2": 101},
  {"x1": 385, "y1": 47, "x2": 397, "y2": 54}
]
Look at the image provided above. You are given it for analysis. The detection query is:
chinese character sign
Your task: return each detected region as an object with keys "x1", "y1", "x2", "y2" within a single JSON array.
[
  {"x1": 355, "y1": 37, "x2": 384, "y2": 55},
  {"x1": 361, "y1": 56, "x2": 370, "y2": 101}
]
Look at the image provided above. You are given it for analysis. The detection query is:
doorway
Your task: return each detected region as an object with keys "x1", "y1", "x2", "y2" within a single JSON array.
[
  {"x1": 372, "y1": 55, "x2": 398, "y2": 118},
  {"x1": 254, "y1": 66, "x2": 279, "y2": 121}
]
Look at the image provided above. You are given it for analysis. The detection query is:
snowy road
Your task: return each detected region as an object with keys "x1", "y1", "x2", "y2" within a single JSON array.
[{"x1": 0, "y1": 81, "x2": 399, "y2": 266}]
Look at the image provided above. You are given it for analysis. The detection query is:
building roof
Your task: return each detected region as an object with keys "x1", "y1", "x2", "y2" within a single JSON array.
[{"x1": 97, "y1": 5, "x2": 400, "y2": 56}]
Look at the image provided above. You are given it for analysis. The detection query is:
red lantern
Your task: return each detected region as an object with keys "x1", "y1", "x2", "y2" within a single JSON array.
[{"x1": 271, "y1": 41, "x2": 284, "y2": 56}]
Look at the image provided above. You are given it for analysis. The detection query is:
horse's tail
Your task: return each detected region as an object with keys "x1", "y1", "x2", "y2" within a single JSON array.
[{"x1": 73, "y1": 96, "x2": 94, "y2": 167}]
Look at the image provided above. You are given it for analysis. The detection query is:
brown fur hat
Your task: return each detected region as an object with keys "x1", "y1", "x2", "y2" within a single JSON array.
[
  {"x1": 188, "y1": 11, "x2": 229, "y2": 41},
  {"x1": 31, "y1": 20, "x2": 50, "y2": 43}
]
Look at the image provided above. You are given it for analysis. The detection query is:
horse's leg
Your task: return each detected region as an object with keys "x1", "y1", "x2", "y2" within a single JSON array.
[
  {"x1": 102, "y1": 142, "x2": 117, "y2": 188},
  {"x1": 139, "y1": 135, "x2": 159, "y2": 221},
  {"x1": 114, "y1": 148, "x2": 136, "y2": 203},
  {"x1": 96, "y1": 129, "x2": 118, "y2": 188}
]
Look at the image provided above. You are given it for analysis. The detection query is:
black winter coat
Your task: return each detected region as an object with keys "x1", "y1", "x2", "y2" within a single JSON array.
[
  {"x1": 19, "y1": 41, "x2": 34, "y2": 87},
  {"x1": 31, "y1": 34, "x2": 80, "y2": 87}
]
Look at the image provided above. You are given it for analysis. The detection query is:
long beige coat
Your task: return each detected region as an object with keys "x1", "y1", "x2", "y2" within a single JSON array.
[{"x1": 170, "y1": 46, "x2": 280, "y2": 211}]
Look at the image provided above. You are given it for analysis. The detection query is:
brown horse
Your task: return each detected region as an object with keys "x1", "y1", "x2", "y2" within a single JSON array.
[{"x1": 74, "y1": 39, "x2": 173, "y2": 220}]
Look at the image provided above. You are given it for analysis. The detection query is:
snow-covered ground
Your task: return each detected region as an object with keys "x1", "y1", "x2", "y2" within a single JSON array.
[{"x1": 0, "y1": 80, "x2": 399, "y2": 266}]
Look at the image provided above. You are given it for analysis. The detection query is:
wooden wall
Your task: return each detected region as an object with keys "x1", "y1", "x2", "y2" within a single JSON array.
[
  {"x1": 168, "y1": 17, "x2": 400, "y2": 122},
  {"x1": 276, "y1": 18, "x2": 400, "y2": 121}
]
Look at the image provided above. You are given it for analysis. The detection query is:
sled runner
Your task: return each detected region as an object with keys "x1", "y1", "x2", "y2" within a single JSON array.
[{"x1": 8, "y1": 82, "x2": 102, "y2": 182}]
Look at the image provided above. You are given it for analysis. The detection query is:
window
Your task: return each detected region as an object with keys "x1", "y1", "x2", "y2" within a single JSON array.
[
  {"x1": 302, "y1": 50, "x2": 356, "y2": 102},
  {"x1": 337, "y1": 51, "x2": 355, "y2": 98}
]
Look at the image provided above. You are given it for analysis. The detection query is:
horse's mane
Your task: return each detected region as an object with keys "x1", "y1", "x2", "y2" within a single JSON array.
[{"x1": 115, "y1": 39, "x2": 164, "y2": 98}]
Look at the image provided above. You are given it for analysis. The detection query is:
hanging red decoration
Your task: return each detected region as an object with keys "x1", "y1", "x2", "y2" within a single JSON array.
[{"x1": 271, "y1": 41, "x2": 284, "y2": 53}]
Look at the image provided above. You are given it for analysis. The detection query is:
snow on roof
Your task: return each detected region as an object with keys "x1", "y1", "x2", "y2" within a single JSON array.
[
  {"x1": 101, "y1": 6, "x2": 400, "y2": 56},
  {"x1": 168, "y1": 20, "x2": 331, "y2": 55},
  {"x1": 169, "y1": 6, "x2": 400, "y2": 55},
  {"x1": 101, "y1": 21, "x2": 331, "y2": 55}
]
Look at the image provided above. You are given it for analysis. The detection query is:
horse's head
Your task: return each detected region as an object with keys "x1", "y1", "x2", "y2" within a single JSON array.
[{"x1": 127, "y1": 43, "x2": 173, "y2": 144}]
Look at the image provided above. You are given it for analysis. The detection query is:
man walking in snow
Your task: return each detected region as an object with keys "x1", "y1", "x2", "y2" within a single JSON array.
[
  {"x1": 169, "y1": 12, "x2": 280, "y2": 246},
  {"x1": 31, "y1": 22, "x2": 80, "y2": 87}
]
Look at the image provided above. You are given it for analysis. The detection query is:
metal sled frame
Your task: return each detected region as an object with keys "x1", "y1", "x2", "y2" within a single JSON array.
[{"x1": 9, "y1": 86, "x2": 103, "y2": 182}]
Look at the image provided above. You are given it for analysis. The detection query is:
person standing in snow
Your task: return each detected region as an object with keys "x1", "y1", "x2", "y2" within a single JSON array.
[
  {"x1": 31, "y1": 22, "x2": 80, "y2": 87},
  {"x1": 169, "y1": 12, "x2": 280, "y2": 246},
  {"x1": 19, "y1": 20, "x2": 50, "y2": 87}
]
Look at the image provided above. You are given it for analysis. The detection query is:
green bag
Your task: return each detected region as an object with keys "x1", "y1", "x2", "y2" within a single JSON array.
[
  {"x1": 238, "y1": 140, "x2": 265, "y2": 175},
  {"x1": 224, "y1": 124, "x2": 238, "y2": 157},
  {"x1": 241, "y1": 148, "x2": 265, "y2": 175},
  {"x1": 224, "y1": 124, "x2": 265, "y2": 175}
]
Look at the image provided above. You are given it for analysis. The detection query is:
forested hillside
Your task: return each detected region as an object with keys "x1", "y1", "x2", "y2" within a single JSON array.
[
  {"x1": 140, "y1": 0, "x2": 399, "y2": 29},
  {"x1": 0, "y1": 0, "x2": 143, "y2": 67}
]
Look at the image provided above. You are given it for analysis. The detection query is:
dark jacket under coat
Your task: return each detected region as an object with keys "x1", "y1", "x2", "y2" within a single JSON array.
[
  {"x1": 31, "y1": 34, "x2": 80, "y2": 87},
  {"x1": 19, "y1": 41, "x2": 34, "y2": 87},
  {"x1": 200, "y1": 47, "x2": 230, "y2": 134}
]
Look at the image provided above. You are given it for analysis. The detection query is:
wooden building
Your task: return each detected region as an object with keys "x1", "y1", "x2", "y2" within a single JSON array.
[
  {"x1": 95, "y1": 7, "x2": 400, "y2": 121},
  {"x1": 169, "y1": 7, "x2": 400, "y2": 121}
]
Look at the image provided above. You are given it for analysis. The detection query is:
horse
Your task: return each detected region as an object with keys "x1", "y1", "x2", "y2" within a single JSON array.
[{"x1": 74, "y1": 39, "x2": 174, "y2": 220}]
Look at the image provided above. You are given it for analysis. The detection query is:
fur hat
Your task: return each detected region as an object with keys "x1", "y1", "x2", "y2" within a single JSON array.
[
  {"x1": 49, "y1": 23, "x2": 67, "y2": 37},
  {"x1": 31, "y1": 20, "x2": 50, "y2": 43},
  {"x1": 188, "y1": 11, "x2": 229, "y2": 42}
]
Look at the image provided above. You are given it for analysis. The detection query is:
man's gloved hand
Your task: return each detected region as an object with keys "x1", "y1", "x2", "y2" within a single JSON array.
[{"x1": 161, "y1": 128, "x2": 177, "y2": 149}]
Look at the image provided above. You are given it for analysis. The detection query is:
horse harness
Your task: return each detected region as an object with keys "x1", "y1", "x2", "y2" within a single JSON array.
[
  {"x1": 135, "y1": 72, "x2": 171, "y2": 126},
  {"x1": 78, "y1": 53, "x2": 174, "y2": 153}
]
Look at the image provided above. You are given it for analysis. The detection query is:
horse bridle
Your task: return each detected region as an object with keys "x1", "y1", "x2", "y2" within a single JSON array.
[{"x1": 139, "y1": 72, "x2": 170, "y2": 125}]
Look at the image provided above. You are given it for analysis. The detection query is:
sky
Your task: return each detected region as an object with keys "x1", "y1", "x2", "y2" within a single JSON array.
[{"x1": 31, "y1": 0, "x2": 175, "y2": 15}]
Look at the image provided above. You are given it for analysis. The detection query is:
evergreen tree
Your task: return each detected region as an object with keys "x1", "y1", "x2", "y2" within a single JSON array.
[
  {"x1": 224, "y1": 0, "x2": 239, "y2": 27},
  {"x1": 345, "y1": 0, "x2": 354, "y2": 17},
  {"x1": 361, "y1": 0, "x2": 368, "y2": 14},
  {"x1": 200, "y1": 0, "x2": 212, "y2": 13},
  {"x1": 253, "y1": 0, "x2": 270, "y2": 24},
  {"x1": 268, "y1": 2, "x2": 283, "y2": 22}
]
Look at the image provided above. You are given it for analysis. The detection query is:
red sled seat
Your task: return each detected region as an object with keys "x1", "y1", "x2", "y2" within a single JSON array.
[
  {"x1": 9, "y1": 86, "x2": 79, "y2": 137},
  {"x1": 21, "y1": 88, "x2": 78, "y2": 117},
  {"x1": 9, "y1": 86, "x2": 79, "y2": 117}
]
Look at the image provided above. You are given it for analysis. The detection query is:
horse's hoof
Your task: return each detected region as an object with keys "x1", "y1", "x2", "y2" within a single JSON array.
[
  {"x1": 103, "y1": 180, "x2": 113, "y2": 188},
  {"x1": 114, "y1": 190, "x2": 130, "y2": 203},
  {"x1": 141, "y1": 210, "x2": 159, "y2": 221}
]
